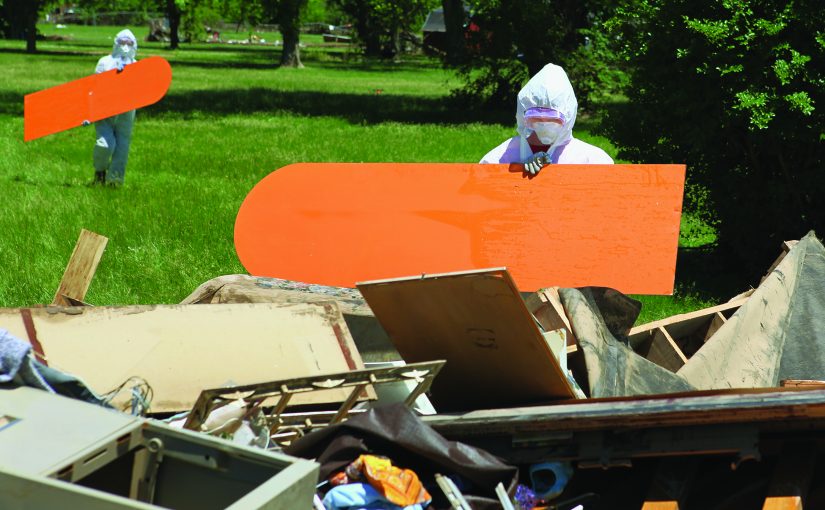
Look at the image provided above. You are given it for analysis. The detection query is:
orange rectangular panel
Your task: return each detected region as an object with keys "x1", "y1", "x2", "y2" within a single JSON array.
[
  {"x1": 234, "y1": 163, "x2": 686, "y2": 294},
  {"x1": 24, "y1": 56, "x2": 172, "y2": 141}
]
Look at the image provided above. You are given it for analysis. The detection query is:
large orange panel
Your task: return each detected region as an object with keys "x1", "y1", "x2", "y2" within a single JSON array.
[
  {"x1": 24, "y1": 56, "x2": 172, "y2": 141},
  {"x1": 234, "y1": 163, "x2": 686, "y2": 294}
]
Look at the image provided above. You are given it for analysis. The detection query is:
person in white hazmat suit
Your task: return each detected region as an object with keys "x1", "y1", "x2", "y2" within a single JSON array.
[
  {"x1": 480, "y1": 63, "x2": 613, "y2": 175},
  {"x1": 92, "y1": 29, "x2": 138, "y2": 186}
]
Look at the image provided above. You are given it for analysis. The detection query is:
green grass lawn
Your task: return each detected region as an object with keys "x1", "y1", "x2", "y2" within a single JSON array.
[{"x1": 0, "y1": 24, "x2": 721, "y2": 324}]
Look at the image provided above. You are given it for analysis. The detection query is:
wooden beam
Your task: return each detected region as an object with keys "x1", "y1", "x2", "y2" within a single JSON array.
[
  {"x1": 762, "y1": 442, "x2": 817, "y2": 510},
  {"x1": 52, "y1": 229, "x2": 107, "y2": 306}
]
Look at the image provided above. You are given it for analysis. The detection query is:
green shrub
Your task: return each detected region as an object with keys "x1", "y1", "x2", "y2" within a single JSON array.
[{"x1": 602, "y1": 0, "x2": 825, "y2": 272}]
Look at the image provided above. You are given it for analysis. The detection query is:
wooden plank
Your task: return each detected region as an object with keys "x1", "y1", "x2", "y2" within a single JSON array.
[
  {"x1": 52, "y1": 229, "x2": 108, "y2": 306},
  {"x1": 235, "y1": 163, "x2": 686, "y2": 294},
  {"x1": 781, "y1": 380, "x2": 825, "y2": 389},
  {"x1": 24, "y1": 56, "x2": 172, "y2": 141},
  {"x1": 629, "y1": 298, "x2": 748, "y2": 338},
  {"x1": 423, "y1": 388, "x2": 825, "y2": 435},
  {"x1": 762, "y1": 442, "x2": 817, "y2": 510},
  {"x1": 0, "y1": 302, "x2": 367, "y2": 412},
  {"x1": 357, "y1": 268, "x2": 575, "y2": 411},
  {"x1": 646, "y1": 327, "x2": 688, "y2": 372},
  {"x1": 525, "y1": 287, "x2": 577, "y2": 349}
]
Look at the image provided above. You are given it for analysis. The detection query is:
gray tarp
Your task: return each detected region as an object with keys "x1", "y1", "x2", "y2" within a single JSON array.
[
  {"x1": 563, "y1": 231, "x2": 825, "y2": 397},
  {"x1": 559, "y1": 288, "x2": 696, "y2": 397}
]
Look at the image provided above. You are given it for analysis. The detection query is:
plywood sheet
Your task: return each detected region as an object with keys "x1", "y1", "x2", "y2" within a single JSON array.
[
  {"x1": 0, "y1": 303, "x2": 365, "y2": 412},
  {"x1": 357, "y1": 268, "x2": 575, "y2": 411},
  {"x1": 24, "y1": 56, "x2": 172, "y2": 141},
  {"x1": 235, "y1": 163, "x2": 686, "y2": 294}
]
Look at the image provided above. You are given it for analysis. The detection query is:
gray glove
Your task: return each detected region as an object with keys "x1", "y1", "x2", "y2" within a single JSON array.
[{"x1": 524, "y1": 152, "x2": 549, "y2": 176}]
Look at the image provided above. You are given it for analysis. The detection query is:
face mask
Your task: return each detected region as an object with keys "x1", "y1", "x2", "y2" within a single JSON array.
[
  {"x1": 114, "y1": 40, "x2": 136, "y2": 60},
  {"x1": 532, "y1": 122, "x2": 565, "y2": 145}
]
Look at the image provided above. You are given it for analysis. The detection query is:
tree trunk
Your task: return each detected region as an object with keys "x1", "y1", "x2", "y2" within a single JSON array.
[
  {"x1": 277, "y1": 0, "x2": 305, "y2": 67},
  {"x1": 352, "y1": 0, "x2": 380, "y2": 58},
  {"x1": 442, "y1": 0, "x2": 466, "y2": 65},
  {"x1": 166, "y1": 0, "x2": 181, "y2": 49},
  {"x1": 0, "y1": 0, "x2": 42, "y2": 52}
]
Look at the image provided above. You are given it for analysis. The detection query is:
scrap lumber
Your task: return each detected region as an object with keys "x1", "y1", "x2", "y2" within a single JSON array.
[
  {"x1": 525, "y1": 287, "x2": 578, "y2": 353},
  {"x1": 52, "y1": 229, "x2": 107, "y2": 306},
  {"x1": 0, "y1": 302, "x2": 367, "y2": 412},
  {"x1": 358, "y1": 268, "x2": 576, "y2": 411},
  {"x1": 628, "y1": 297, "x2": 748, "y2": 372},
  {"x1": 235, "y1": 163, "x2": 686, "y2": 294}
]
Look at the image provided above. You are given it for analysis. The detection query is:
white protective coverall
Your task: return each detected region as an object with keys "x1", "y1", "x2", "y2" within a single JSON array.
[
  {"x1": 93, "y1": 29, "x2": 138, "y2": 185},
  {"x1": 479, "y1": 63, "x2": 613, "y2": 166}
]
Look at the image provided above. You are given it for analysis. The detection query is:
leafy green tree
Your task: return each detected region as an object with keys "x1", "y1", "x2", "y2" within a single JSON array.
[
  {"x1": 446, "y1": 1, "x2": 621, "y2": 111},
  {"x1": 331, "y1": 0, "x2": 437, "y2": 58},
  {"x1": 602, "y1": 0, "x2": 825, "y2": 270},
  {"x1": 0, "y1": 0, "x2": 49, "y2": 52}
]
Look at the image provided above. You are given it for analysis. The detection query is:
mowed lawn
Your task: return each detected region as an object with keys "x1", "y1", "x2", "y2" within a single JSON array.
[{"x1": 1, "y1": 24, "x2": 710, "y2": 323}]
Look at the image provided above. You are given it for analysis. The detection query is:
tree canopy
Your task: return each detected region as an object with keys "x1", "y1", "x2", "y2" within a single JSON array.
[{"x1": 601, "y1": 0, "x2": 825, "y2": 270}]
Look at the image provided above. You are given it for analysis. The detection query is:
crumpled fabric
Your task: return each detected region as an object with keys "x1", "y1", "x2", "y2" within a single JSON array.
[
  {"x1": 0, "y1": 328, "x2": 108, "y2": 406},
  {"x1": 323, "y1": 482, "x2": 428, "y2": 510},
  {"x1": 0, "y1": 328, "x2": 54, "y2": 392},
  {"x1": 345, "y1": 455, "x2": 431, "y2": 507},
  {"x1": 286, "y1": 404, "x2": 517, "y2": 510}
]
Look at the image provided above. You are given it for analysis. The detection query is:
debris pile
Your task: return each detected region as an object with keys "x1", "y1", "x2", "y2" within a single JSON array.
[{"x1": 3, "y1": 229, "x2": 825, "y2": 509}]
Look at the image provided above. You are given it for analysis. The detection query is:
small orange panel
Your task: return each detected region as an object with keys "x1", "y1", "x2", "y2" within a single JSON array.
[
  {"x1": 234, "y1": 163, "x2": 686, "y2": 294},
  {"x1": 24, "y1": 56, "x2": 172, "y2": 141}
]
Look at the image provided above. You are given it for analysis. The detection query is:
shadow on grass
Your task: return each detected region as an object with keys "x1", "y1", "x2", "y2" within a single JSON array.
[{"x1": 142, "y1": 87, "x2": 511, "y2": 126}]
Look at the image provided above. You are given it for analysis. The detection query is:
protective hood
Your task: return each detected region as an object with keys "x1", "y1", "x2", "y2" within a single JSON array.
[
  {"x1": 111, "y1": 29, "x2": 137, "y2": 62},
  {"x1": 515, "y1": 63, "x2": 577, "y2": 159}
]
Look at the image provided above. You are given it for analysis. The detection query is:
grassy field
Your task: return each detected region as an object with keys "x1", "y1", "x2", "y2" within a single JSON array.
[{"x1": 0, "y1": 24, "x2": 718, "y2": 323}]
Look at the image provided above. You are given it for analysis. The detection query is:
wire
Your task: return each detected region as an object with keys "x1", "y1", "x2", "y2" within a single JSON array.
[{"x1": 102, "y1": 376, "x2": 154, "y2": 416}]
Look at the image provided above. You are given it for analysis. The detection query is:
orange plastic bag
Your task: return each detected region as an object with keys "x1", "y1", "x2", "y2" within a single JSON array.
[{"x1": 346, "y1": 454, "x2": 431, "y2": 507}]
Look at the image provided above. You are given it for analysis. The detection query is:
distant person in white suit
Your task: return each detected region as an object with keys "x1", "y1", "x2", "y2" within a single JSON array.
[
  {"x1": 92, "y1": 29, "x2": 138, "y2": 186},
  {"x1": 480, "y1": 63, "x2": 613, "y2": 175}
]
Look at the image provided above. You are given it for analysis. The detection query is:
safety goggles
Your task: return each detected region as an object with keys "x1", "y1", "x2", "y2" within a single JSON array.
[
  {"x1": 116, "y1": 38, "x2": 135, "y2": 46},
  {"x1": 524, "y1": 107, "x2": 565, "y2": 126}
]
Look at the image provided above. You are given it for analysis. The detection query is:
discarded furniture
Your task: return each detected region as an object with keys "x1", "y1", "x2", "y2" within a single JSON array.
[
  {"x1": 0, "y1": 302, "x2": 367, "y2": 412},
  {"x1": 358, "y1": 268, "x2": 576, "y2": 411},
  {"x1": 183, "y1": 360, "x2": 445, "y2": 446},
  {"x1": 0, "y1": 387, "x2": 319, "y2": 509}
]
